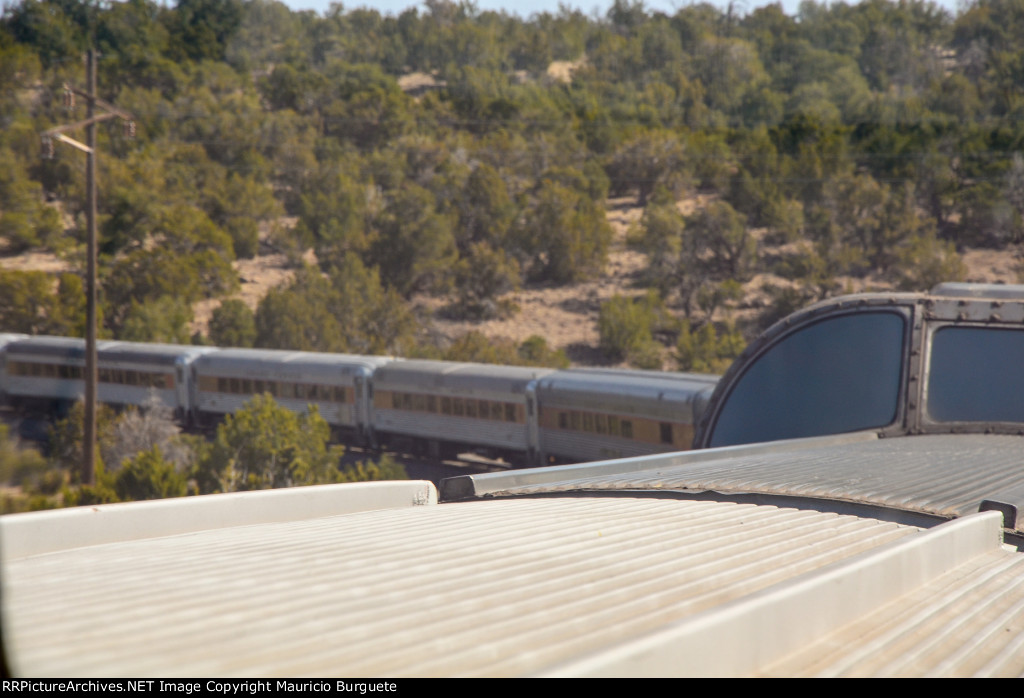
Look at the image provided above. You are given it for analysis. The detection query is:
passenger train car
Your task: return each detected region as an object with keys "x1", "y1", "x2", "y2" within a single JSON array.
[
  {"x1": 192, "y1": 349, "x2": 392, "y2": 444},
  {"x1": 0, "y1": 336, "x2": 215, "y2": 422},
  {"x1": 371, "y1": 360, "x2": 555, "y2": 463},
  {"x1": 0, "y1": 336, "x2": 716, "y2": 465},
  {"x1": 536, "y1": 368, "x2": 718, "y2": 462}
]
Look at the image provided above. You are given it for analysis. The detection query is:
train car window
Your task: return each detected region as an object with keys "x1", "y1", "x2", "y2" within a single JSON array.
[
  {"x1": 583, "y1": 413, "x2": 594, "y2": 432},
  {"x1": 453, "y1": 398, "x2": 464, "y2": 417},
  {"x1": 660, "y1": 422, "x2": 673, "y2": 444},
  {"x1": 505, "y1": 404, "x2": 516, "y2": 422},
  {"x1": 441, "y1": 397, "x2": 452, "y2": 415},
  {"x1": 557, "y1": 412, "x2": 568, "y2": 429},
  {"x1": 334, "y1": 387, "x2": 346, "y2": 403},
  {"x1": 254, "y1": 380, "x2": 264, "y2": 394},
  {"x1": 608, "y1": 416, "x2": 620, "y2": 436},
  {"x1": 927, "y1": 326, "x2": 1024, "y2": 423},
  {"x1": 241, "y1": 379, "x2": 252, "y2": 394},
  {"x1": 491, "y1": 402, "x2": 503, "y2": 421},
  {"x1": 465, "y1": 400, "x2": 477, "y2": 418},
  {"x1": 621, "y1": 420, "x2": 633, "y2": 439},
  {"x1": 709, "y1": 311, "x2": 905, "y2": 448}
]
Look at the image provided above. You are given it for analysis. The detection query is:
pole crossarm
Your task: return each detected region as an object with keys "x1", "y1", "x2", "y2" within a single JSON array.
[
  {"x1": 47, "y1": 133, "x2": 94, "y2": 154},
  {"x1": 63, "y1": 85, "x2": 134, "y2": 121},
  {"x1": 43, "y1": 111, "x2": 123, "y2": 138}
]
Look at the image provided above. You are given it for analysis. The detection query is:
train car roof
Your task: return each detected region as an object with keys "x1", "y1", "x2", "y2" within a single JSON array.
[
  {"x1": 372, "y1": 359, "x2": 556, "y2": 394},
  {"x1": 2, "y1": 336, "x2": 214, "y2": 365},
  {"x1": 3, "y1": 335, "x2": 96, "y2": 358},
  {"x1": 0, "y1": 333, "x2": 27, "y2": 348},
  {"x1": 194, "y1": 348, "x2": 394, "y2": 372},
  {"x1": 537, "y1": 368, "x2": 719, "y2": 408},
  {"x1": 99, "y1": 341, "x2": 217, "y2": 364},
  {"x1": 442, "y1": 432, "x2": 1024, "y2": 541},
  {"x1": 3, "y1": 433, "x2": 1023, "y2": 677}
]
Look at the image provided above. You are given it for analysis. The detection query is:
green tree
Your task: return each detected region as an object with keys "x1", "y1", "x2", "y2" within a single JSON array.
[
  {"x1": 113, "y1": 446, "x2": 187, "y2": 501},
  {"x1": 208, "y1": 299, "x2": 256, "y2": 348},
  {"x1": 255, "y1": 266, "x2": 345, "y2": 352},
  {"x1": 676, "y1": 320, "x2": 745, "y2": 374},
  {"x1": 597, "y1": 292, "x2": 668, "y2": 366},
  {"x1": 48, "y1": 400, "x2": 117, "y2": 481},
  {"x1": 686, "y1": 200, "x2": 757, "y2": 281},
  {"x1": 513, "y1": 178, "x2": 611, "y2": 283},
  {"x1": 371, "y1": 183, "x2": 457, "y2": 297},
  {"x1": 0, "y1": 147, "x2": 63, "y2": 252},
  {"x1": 0, "y1": 423, "x2": 52, "y2": 513},
  {"x1": 0, "y1": 271, "x2": 87, "y2": 336},
  {"x1": 450, "y1": 241, "x2": 520, "y2": 320},
  {"x1": 328, "y1": 253, "x2": 420, "y2": 355},
  {"x1": 196, "y1": 394, "x2": 346, "y2": 493},
  {"x1": 120, "y1": 296, "x2": 193, "y2": 344},
  {"x1": 516, "y1": 335, "x2": 570, "y2": 368},
  {"x1": 337, "y1": 453, "x2": 408, "y2": 483},
  {"x1": 165, "y1": 0, "x2": 244, "y2": 62},
  {"x1": 605, "y1": 130, "x2": 689, "y2": 206}
]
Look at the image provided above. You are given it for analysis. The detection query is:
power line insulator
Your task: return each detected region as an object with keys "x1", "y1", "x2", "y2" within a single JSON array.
[
  {"x1": 123, "y1": 120, "x2": 136, "y2": 138},
  {"x1": 62, "y1": 85, "x2": 75, "y2": 110},
  {"x1": 41, "y1": 136, "x2": 54, "y2": 159}
]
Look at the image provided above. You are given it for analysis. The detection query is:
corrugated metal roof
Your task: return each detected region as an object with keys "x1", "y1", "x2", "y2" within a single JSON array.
[
  {"x1": 3, "y1": 496, "x2": 922, "y2": 677},
  {"x1": 762, "y1": 548, "x2": 1024, "y2": 677},
  {"x1": 445, "y1": 434, "x2": 1024, "y2": 533},
  {"x1": 3, "y1": 484, "x2": 1023, "y2": 677}
]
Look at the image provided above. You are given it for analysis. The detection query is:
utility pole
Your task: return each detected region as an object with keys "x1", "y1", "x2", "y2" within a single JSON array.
[{"x1": 41, "y1": 49, "x2": 133, "y2": 486}]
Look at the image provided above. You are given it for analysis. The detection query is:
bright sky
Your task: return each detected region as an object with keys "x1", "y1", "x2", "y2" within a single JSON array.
[{"x1": 279, "y1": 0, "x2": 967, "y2": 21}]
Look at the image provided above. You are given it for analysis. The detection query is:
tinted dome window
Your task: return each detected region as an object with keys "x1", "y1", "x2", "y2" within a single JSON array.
[
  {"x1": 927, "y1": 327, "x2": 1024, "y2": 423},
  {"x1": 710, "y1": 312, "x2": 905, "y2": 447}
]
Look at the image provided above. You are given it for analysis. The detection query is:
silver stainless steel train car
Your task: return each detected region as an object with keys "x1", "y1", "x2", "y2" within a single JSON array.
[
  {"x1": 0, "y1": 333, "x2": 27, "y2": 407},
  {"x1": 192, "y1": 349, "x2": 394, "y2": 443},
  {"x1": 1, "y1": 336, "x2": 215, "y2": 421},
  {"x1": 370, "y1": 360, "x2": 556, "y2": 462},
  {"x1": 535, "y1": 368, "x2": 719, "y2": 462},
  {"x1": 0, "y1": 337, "x2": 718, "y2": 464}
]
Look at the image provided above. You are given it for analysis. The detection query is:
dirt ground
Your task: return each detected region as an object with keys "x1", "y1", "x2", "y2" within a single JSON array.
[{"x1": 2, "y1": 200, "x2": 1021, "y2": 366}]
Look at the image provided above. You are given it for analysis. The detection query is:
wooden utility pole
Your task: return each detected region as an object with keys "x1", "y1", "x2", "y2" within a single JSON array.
[
  {"x1": 42, "y1": 49, "x2": 132, "y2": 486},
  {"x1": 84, "y1": 48, "x2": 98, "y2": 487}
]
